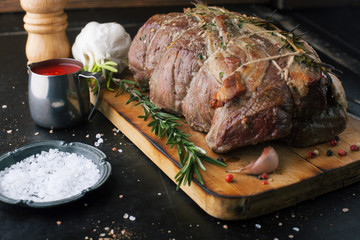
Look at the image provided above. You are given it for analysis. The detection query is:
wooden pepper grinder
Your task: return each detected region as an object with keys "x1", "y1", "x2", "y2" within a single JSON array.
[{"x1": 20, "y1": 0, "x2": 70, "y2": 64}]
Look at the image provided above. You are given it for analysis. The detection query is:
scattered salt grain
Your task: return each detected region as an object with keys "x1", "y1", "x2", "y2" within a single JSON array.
[
  {"x1": 96, "y1": 133, "x2": 102, "y2": 139},
  {"x1": 293, "y1": 227, "x2": 300, "y2": 232},
  {"x1": 6, "y1": 130, "x2": 12, "y2": 134},
  {"x1": 2, "y1": 105, "x2": 7, "y2": 109},
  {"x1": 223, "y1": 224, "x2": 228, "y2": 229},
  {"x1": 255, "y1": 224, "x2": 261, "y2": 229},
  {"x1": 34, "y1": 132, "x2": 39, "y2": 136},
  {"x1": 129, "y1": 216, "x2": 136, "y2": 221},
  {"x1": 342, "y1": 208, "x2": 349, "y2": 213},
  {"x1": 123, "y1": 213, "x2": 129, "y2": 219},
  {"x1": 0, "y1": 149, "x2": 100, "y2": 202},
  {"x1": 97, "y1": 138, "x2": 104, "y2": 144},
  {"x1": 118, "y1": 149, "x2": 123, "y2": 153},
  {"x1": 56, "y1": 221, "x2": 62, "y2": 225}
]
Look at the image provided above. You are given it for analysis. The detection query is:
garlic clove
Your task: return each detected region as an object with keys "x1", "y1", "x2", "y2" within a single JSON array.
[{"x1": 227, "y1": 146, "x2": 279, "y2": 175}]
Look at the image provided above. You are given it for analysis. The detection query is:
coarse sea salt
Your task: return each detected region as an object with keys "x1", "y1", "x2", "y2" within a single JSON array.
[{"x1": 0, "y1": 149, "x2": 100, "y2": 202}]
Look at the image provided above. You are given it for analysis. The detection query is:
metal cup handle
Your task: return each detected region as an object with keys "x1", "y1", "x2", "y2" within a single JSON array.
[{"x1": 78, "y1": 71, "x2": 105, "y2": 120}]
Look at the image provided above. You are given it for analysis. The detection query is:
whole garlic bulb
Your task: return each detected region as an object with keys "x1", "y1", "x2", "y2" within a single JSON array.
[{"x1": 72, "y1": 21, "x2": 132, "y2": 73}]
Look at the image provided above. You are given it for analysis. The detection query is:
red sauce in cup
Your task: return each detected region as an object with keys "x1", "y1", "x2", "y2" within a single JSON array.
[{"x1": 32, "y1": 62, "x2": 81, "y2": 76}]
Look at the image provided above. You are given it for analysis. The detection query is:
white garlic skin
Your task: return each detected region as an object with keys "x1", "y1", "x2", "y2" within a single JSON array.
[
  {"x1": 72, "y1": 21, "x2": 132, "y2": 73},
  {"x1": 227, "y1": 146, "x2": 279, "y2": 175}
]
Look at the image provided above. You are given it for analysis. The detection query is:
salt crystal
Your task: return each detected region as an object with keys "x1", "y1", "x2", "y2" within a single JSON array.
[
  {"x1": 255, "y1": 224, "x2": 261, "y2": 229},
  {"x1": 123, "y1": 213, "x2": 129, "y2": 219},
  {"x1": 97, "y1": 138, "x2": 104, "y2": 144},
  {"x1": 6, "y1": 130, "x2": 12, "y2": 134},
  {"x1": 129, "y1": 216, "x2": 136, "y2": 221},
  {"x1": 118, "y1": 149, "x2": 123, "y2": 153},
  {"x1": 293, "y1": 227, "x2": 300, "y2": 232},
  {"x1": 342, "y1": 208, "x2": 349, "y2": 213},
  {"x1": 0, "y1": 149, "x2": 100, "y2": 202},
  {"x1": 96, "y1": 133, "x2": 102, "y2": 139},
  {"x1": 2, "y1": 105, "x2": 7, "y2": 109},
  {"x1": 94, "y1": 142, "x2": 100, "y2": 147}
]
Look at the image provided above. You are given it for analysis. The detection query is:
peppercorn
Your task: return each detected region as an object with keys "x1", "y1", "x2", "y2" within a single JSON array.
[
  {"x1": 338, "y1": 150, "x2": 346, "y2": 156},
  {"x1": 261, "y1": 172, "x2": 268, "y2": 180},
  {"x1": 330, "y1": 139, "x2": 337, "y2": 146},
  {"x1": 350, "y1": 145, "x2": 359, "y2": 151},
  {"x1": 326, "y1": 150, "x2": 333, "y2": 156},
  {"x1": 225, "y1": 174, "x2": 233, "y2": 183},
  {"x1": 335, "y1": 136, "x2": 340, "y2": 141},
  {"x1": 308, "y1": 152, "x2": 317, "y2": 158}
]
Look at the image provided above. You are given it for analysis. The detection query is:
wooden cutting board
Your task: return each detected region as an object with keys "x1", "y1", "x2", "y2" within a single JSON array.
[{"x1": 91, "y1": 82, "x2": 360, "y2": 220}]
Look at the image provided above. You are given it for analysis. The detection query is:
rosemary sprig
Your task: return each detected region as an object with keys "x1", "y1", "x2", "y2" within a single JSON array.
[
  {"x1": 114, "y1": 78, "x2": 227, "y2": 190},
  {"x1": 191, "y1": 4, "x2": 334, "y2": 75}
]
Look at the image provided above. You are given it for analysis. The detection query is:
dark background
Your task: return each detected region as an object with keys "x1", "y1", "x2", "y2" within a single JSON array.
[{"x1": 0, "y1": 2, "x2": 360, "y2": 239}]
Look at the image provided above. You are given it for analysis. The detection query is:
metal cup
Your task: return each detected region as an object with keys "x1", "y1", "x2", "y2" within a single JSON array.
[{"x1": 28, "y1": 58, "x2": 104, "y2": 129}]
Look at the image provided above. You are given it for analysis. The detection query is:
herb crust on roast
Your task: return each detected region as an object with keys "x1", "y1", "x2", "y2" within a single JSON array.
[{"x1": 128, "y1": 4, "x2": 348, "y2": 153}]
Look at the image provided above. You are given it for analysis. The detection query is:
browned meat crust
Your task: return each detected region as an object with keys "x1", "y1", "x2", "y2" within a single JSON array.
[{"x1": 128, "y1": 5, "x2": 348, "y2": 153}]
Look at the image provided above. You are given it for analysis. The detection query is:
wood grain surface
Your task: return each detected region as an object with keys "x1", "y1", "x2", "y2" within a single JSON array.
[{"x1": 91, "y1": 80, "x2": 360, "y2": 220}]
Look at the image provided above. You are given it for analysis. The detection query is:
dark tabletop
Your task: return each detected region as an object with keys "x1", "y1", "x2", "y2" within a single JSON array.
[{"x1": 1, "y1": 4, "x2": 360, "y2": 240}]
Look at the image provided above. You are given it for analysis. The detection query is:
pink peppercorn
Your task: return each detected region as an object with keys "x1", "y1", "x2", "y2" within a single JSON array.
[
  {"x1": 225, "y1": 174, "x2": 233, "y2": 183},
  {"x1": 338, "y1": 150, "x2": 346, "y2": 156},
  {"x1": 350, "y1": 145, "x2": 359, "y2": 151},
  {"x1": 330, "y1": 139, "x2": 337, "y2": 146},
  {"x1": 308, "y1": 152, "x2": 317, "y2": 158}
]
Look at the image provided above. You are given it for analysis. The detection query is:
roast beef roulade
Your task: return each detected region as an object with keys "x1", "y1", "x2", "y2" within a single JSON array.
[{"x1": 128, "y1": 4, "x2": 348, "y2": 153}]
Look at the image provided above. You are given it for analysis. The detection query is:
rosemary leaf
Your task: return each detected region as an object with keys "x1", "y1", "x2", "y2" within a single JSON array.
[{"x1": 114, "y1": 77, "x2": 227, "y2": 190}]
